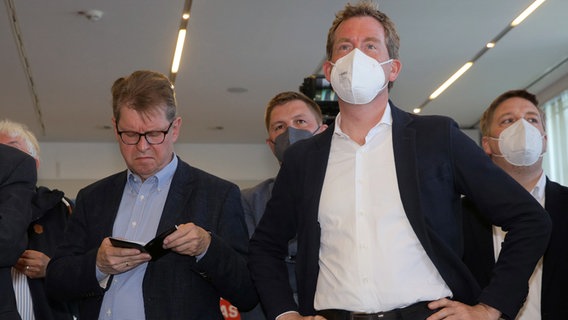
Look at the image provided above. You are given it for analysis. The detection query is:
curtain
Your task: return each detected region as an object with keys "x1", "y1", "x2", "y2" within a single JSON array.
[{"x1": 542, "y1": 89, "x2": 568, "y2": 185}]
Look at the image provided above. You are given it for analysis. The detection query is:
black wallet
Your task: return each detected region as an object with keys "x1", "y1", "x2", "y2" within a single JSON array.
[{"x1": 110, "y1": 225, "x2": 178, "y2": 261}]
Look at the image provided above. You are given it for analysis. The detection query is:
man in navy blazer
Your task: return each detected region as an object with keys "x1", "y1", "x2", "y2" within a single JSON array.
[
  {"x1": 46, "y1": 70, "x2": 257, "y2": 319},
  {"x1": 249, "y1": 3, "x2": 550, "y2": 320},
  {"x1": 463, "y1": 89, "x2": 568, "y2": 320},
  {"x1": 0, "y1": 143, "x2": 37, "y2": 319}
]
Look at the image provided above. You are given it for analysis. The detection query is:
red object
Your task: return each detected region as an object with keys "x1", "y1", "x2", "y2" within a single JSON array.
[{"x1": 220, "y1": 298, "x2": 241, "y2": 320}]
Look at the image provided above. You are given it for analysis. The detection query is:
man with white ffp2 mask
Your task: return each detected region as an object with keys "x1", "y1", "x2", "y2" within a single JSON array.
[
  {"x1": 488, "y1": 117, "x2": 544, "y2": 166},
  {"x1": 330, "y1": 48, "x2": 393, "y2": 105},
  {"x1": 462, "y1": 89, "x2": 568, "y2": 320},
  {"x1": 249, "y1": 3, "x2": 550, "y2": 320}
]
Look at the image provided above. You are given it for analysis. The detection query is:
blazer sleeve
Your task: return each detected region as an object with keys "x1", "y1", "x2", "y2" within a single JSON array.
[
  {"x1": 192, "y1": 182, "x2": 259, "y2": 311},
  {"x1": 0, "y1": 148, "x2": 37, "y2": 265},
  {"x1": 46, "y1": 180, "x2": 118, "y2": 301}
]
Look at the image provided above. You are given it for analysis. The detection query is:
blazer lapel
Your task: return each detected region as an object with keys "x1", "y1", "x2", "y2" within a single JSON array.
[
  {"x1": 157, "y1": 158, "x2": 193, "y2": 235},
  {"x1": 305, "y1": 126, "x2": 333, "y2": 223},
  {"x1": 390, "y1": 105, "x2": 431, "y2": 248},
  {"x1": 100, "y1": 171, "x2": 128, "y2": 236}
]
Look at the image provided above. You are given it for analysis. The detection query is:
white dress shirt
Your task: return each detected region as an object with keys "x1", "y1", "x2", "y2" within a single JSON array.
[
  {"x1": 315, "y1": 105, "x2": 452, "y2": 312},
  {"x1": 11, "y1": 267, "x2": 34, "y2": 320},
  {"x1": 492, "y1": 172, "x2": 546, "y2": 320}
]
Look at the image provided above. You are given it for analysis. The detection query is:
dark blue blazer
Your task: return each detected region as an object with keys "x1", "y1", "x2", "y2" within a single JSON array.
[
  {"x1": 249, "y1": 104, "x2": 551, "y2": 320},
  {"x1": 463, "y1": 178, "x2": 568, "y2": 320},
  {"x1": 0, "y1": 144, "x2": 36, "y2": 320},
  {"x1": 46, "y1": 158, "x2": 257, "y2": 319}
]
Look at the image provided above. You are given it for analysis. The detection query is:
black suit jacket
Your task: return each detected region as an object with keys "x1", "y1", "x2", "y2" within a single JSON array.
[
  {"x1": 249, "y1": 104, "x2": 551, "y2": 320},
  {"x1": 0, "y1": 144, "x2": 37, "y2": 320},
  {"x1": 27, "y1": 187, "x2": 75, "y2": 320},
  {"x1": 463, "y1": 178, "x2": 568, "y2": 320},
  {"x1": 46, "y1": 158, "x2": 257, "y2": 319}
]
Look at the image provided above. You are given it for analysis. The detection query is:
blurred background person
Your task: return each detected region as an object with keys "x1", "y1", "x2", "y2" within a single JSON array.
[
  {"x1": 0, "y1": 143, "x2": 36, "y2": 319},
  {"x1": 240, "y1": 91, "x2": 327, "y2": 320},
  {"x1": 0, "y1": 119, "x2": 75, "y2": 320},
  {"x1": 463, "y1": 89, "x2": 568, "y2": 319}
]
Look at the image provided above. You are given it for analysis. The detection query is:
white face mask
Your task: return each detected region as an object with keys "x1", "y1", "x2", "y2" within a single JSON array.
[
  {"x1": 490, "y1": 118, "x2": 544, "y2": 166},
  {"x1": 330, "y1": 48, "x2": 392, "y2": 105}
]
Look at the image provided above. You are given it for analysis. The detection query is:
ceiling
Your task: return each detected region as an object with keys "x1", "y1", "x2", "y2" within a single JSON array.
[{"x1": 2, "y1": 0, "x2": 568, "y2": 144}]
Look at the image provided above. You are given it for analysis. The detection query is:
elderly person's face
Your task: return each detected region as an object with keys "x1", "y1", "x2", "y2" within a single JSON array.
[{"x1": 113, "y1": 105, "x2": 181, "y2": 181}]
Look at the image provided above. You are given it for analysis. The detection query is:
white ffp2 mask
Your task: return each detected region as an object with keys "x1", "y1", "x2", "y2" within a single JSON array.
[
  {"x1": 490, "y1": 118, "x2": 544, "y2": 166},
  {"x1": 330, "y1": 48, "x2": 392, "y2": 105}
]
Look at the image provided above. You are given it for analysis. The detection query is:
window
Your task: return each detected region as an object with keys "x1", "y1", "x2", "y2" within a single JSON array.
[{"x1": 542, "y1": 89, "x2": 568, "y2": 185}]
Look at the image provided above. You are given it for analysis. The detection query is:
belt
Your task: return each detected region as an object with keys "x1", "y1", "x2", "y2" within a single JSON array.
[{"x1": 317, "y1": 301, "x2": 434, "y2": 320}]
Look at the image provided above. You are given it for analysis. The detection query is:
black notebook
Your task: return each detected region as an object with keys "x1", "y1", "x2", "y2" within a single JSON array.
[{"x1": 110, "y1": 225, "x2": 178, "y2": 261}]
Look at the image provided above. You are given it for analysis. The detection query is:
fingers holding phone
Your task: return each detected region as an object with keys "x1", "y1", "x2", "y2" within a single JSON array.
[{"x1": 96, "y1": 237, "x2": 152, "y2": 275}]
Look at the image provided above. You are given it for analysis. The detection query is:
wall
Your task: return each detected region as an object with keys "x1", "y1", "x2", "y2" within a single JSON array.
[
  {"x1": 38, "y1": 142, "x2": 279, "y2": 198},
  {"x1": 38, "y1": 128, "x2": 481, "y2": 198}
]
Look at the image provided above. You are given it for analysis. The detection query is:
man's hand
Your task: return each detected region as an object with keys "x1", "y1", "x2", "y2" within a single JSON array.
[
  {"x1": 162, "y1": 223, "x2": 211, "y2": 257},
  {"x1": 14, "y1": 250, "x2": 50, "y2": 279},
  {"x1": 96, "y1": 238, "x2": 151, "y2": 275},
  {"x1": 427, "y1": 298, "x2": 502, "y2": 320},
  {"x1": 277, "y1": 312, "x2": 327, "y2": 320}
]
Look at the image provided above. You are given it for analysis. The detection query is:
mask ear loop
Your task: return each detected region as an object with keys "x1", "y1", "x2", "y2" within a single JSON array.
[{"x1": 378, "y1": 59, "x2": 394, "y2": 92}]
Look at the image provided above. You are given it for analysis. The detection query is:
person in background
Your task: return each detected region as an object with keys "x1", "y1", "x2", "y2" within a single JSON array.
[
  {"x1": 0, "y1": 143, "x2": 36, "y2": 320},
  {"x1": 462, "y1": 89, "x2": 568, "y2": 320},
  {"x1": 240, "y1": 91, "x2": 327, "y2": 320},
  {"x1": 0, "y1": 119, "x2": 75, "y2": 320},
  {"x1": 242, "y1": 91, "x2": 328, "y2": 237},
  {"x1": 248, "y1": 2, "x2": 551, "y2": 320},
  {"x1": 45, "y1": 70, "x2": 257, "y2": 319}
]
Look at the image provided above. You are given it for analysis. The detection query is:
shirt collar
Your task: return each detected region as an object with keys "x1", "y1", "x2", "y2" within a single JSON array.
[
  {"x1": 530, "y1": 171, "x2": 546, "y2": 206},
  {"x1": 333, "y1": 102, "x2": 392, "y2": 139}
]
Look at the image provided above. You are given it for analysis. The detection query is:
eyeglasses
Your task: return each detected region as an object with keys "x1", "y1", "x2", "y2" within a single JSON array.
[{"x1": 116, "y1": 121, "x2": 174, "y2": 145}]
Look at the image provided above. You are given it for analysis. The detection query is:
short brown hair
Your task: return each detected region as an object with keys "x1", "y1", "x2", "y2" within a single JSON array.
[
  {"x1": 480, "y1": 89, "x2": 545, "y2": 136},
  {"x1": 111, "y1": 70, "x2": 177, "y2": 123},
  {"x1": 326, "y1": 1, "x2": 400, "y2": 61},
  {"x1": 264, "y1": 91, "x2": 324, "y2": 131}
]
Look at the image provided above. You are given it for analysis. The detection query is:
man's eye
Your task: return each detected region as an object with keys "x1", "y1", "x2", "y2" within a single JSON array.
[
  {"x1": 146, "y1": 131, "x2": 162, "y2": 138},
  {"x1": 123, "y1": 132, "x2": 139, "y2": 138}
]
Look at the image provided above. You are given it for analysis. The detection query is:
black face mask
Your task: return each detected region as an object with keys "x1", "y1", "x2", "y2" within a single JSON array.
[{"x1": 272, "y1": 127, "x2": 318, "y2": 163}]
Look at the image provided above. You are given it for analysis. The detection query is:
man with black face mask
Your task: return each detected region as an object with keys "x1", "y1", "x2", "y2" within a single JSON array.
[
  {"x1": 240, "y1": 91, "x2": 327, "y2": 320},
  {"x1": 463, "y1": 89, "x2": 568, "y2": 320}
]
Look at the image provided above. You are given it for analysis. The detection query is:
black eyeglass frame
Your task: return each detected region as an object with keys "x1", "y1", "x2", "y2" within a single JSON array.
[{"x1": 116, "y1": 121, "x2": 174, "y2": 145}]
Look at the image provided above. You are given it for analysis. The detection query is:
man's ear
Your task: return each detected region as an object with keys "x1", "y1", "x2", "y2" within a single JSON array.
[
  {"x1": 112, "y1": 118, "x2": 120, "y2": 142},
  {"x1": 481, "y1": 136, "x2": 492, "y2": 156},
  {"x1": 170, "y1": 116, "x2": 182, "y2": 142},
  {"x1": 316, "y1": 124, "x2": 329, "y2": 134},
  {"x1": 323, "y1": 60, "x2": 333, "y2": 83},
  {"x1": 388, "y1": 59, "x2": 402, "y2": 82},
  {"x1": 266, "y1": 138, "x2": 275, "y2": 154}
]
